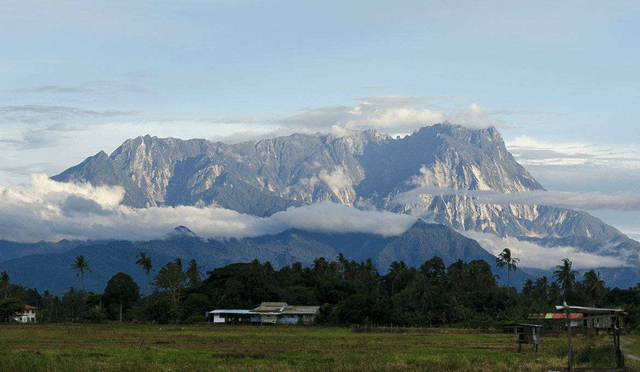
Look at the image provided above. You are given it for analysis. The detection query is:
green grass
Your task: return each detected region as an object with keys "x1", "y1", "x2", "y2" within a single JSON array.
[{"x1": 0, "y1": 324, "x2": 638, "y2": 372}]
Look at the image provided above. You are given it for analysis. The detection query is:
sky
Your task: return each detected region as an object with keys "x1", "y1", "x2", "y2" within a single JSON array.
[{"x1": 1, "y1": 0, "x2": 639, "y2": 238}]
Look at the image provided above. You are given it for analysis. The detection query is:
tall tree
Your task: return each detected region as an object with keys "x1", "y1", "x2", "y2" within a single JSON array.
[
  {"x1": 186, "y1": 259, "x2": 203, "y2": 287},
  {"x1": 0, "y1": 298, "x2": 24, "y2": 322},
  {"x1": 388, "y1": 261, "x2": 409, "y2": 296},
  {"x1": 0, "y1": 271, "x2": 9, "y2": 299},
  {"x1": 103, "y1": 272, "x2": 140, "y2": 322},
  {"x1": 135, "y1": 252, "x2": 153, "y2": 293},
  {"x1": 495, "y1": 248, "x2": 519, "y2": 287},
  {"x1": 71, "y1": 255, "x2": 91, "y2": 291},
  {"x1": 534, "y1": 276, "x2": 550, "y2": 302},
  {"x1": 582, "y1": 270, "x2": 605, "y2": 306},
  {"x1": 554, "y1": 258, "x2": 577, "y2": 300},
  {"x1": 154, "y1": 258, "x2": 187, "y2": 323}
]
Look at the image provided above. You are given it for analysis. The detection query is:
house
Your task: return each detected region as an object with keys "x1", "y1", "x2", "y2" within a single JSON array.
[
  {"x1": 13, "y1": 305, "x2": 37, "y2": 323},
  {"x1": 207, "y1": 302, "x2": 320, "y2": 325}
]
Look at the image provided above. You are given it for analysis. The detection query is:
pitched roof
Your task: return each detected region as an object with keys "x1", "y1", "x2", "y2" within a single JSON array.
[
  {"x1": 281, "y1": 306, "x2": 320, "y2": 315},
  {"x1": 24, "y1": 305, "x2": 37, "y2": 310},
  {"x1": 554, "y1": 305, "x2": 625, "y2": 314},
  {"x1": 209, "y1": 302, "x2": 320, "y2": 316},
  {"x1": 252, "y1": 302, "x2": 288, "y2": 312}
]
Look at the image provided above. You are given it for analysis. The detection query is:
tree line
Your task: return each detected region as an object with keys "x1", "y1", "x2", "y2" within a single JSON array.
[{"x1": 0, "y1": 249, "x2": 639, "y2": 329}]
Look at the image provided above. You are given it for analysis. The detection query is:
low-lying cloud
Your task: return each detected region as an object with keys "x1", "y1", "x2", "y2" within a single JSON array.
[
  {"x1": 507, "y1": 136, "x2": 640, "y2": 168},
  {"x1": 460, "y1": 230, "x2": 626, "y2": 270},
  {"x1": 394, "y1": 186, "x2": 640, "y2": 212},
  {"x1": 0, "y1": 175, "x2": 417, "y2": 243},
  {"x1": 0, "y1": 175, "x2": 631, "y2": 270}
]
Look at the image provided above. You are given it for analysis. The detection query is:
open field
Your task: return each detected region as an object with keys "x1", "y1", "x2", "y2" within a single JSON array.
[{"x1": 0, "y1": 324, "x2": 638, "y2": 372}]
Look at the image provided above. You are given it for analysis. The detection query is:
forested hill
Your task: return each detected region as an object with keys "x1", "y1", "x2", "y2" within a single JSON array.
[{"x1": 0, "y1": 221, "x2": 532, "y2": 293}]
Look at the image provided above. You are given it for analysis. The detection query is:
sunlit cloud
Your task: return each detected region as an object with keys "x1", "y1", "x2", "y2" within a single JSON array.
[{"x1": 0, "y1": 175, "x2": 417, "y2": 243}]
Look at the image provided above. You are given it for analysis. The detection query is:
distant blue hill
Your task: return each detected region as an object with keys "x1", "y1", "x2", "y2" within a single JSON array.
[{"x1": 0, "y1": 221, "x2": 535, "y2": 294}]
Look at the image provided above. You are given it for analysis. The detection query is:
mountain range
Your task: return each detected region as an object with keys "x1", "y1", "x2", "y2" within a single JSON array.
[
  {"x1": 52, "y1": 123, "x2": 640, "y2": 264},
  {"x1": 3, "y1": 123, "x2": 639, "y2": 291}
]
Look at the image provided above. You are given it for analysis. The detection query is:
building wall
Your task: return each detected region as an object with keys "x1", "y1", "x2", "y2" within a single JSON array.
[
  {"x1": 261, "y1": 315, "x2": 278, "y2": 324},
  {"x1": 277, "y1": 315, "x2": 299, "y2": 324},
  {"x1": 12, "y1": 311, "x2": 36, "y2": 323}
]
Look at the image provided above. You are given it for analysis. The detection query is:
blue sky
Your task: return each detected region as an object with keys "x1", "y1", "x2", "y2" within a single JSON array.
[{"x1": 1, "y1": 0, "x2": 639, "y2": 237}]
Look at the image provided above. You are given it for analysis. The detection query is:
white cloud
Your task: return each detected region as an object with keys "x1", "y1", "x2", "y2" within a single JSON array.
[
  {"x1": 1, "y1": 175, "x2": 632, "y2": 271},
  {"x1": 409, "y1": 166, "x2": 436, "y2": 187},
  {"x1": 318, "y1": 166, "x2": 355, "y2": 197},
  {"x1": 460, "y1": 230, "x2": 626, "y2": 269},
  {"x1": 507, "y1": 136, "x2": 640, "y2": 169},
  {"x1": 394, "y1": 186, "x2": 640, "y2": 212},
  {"x1": 0, "y1": 175, "x2": 417, "y2": 243},
  {"x1": 446, "y1": 103, "x2": 493, "y2": 129},
  {"x1": 278, "y1": 97, "x2": 495, "y2": 133}
]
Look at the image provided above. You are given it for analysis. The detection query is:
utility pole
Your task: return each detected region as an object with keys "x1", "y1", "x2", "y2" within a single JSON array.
[{"x1": 564, "y1": 302, "x2": 573, "y2": 372}]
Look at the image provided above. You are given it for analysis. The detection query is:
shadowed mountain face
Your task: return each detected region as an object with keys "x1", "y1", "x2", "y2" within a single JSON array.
[
  {"x1": 0, "y1": 221, "x2": 533, "y2": 293},
  {"x1": 52, "y1": 123, "x2": 640, "y2": 265}
]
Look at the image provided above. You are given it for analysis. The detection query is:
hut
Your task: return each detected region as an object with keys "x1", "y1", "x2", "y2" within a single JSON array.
[
  {"x1": 532, "y1": 303, "x2": 626, "y2": 372},
  {"x1": 503, "y1": 323, "x2": 541, "y2": 352}
]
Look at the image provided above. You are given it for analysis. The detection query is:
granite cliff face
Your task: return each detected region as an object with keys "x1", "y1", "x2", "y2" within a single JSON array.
[
  {"x1": 52, "y1": 123, "x2": 639, "y2": 263},
  {"x1": 53, "y1": 124, "x2": 542, "y2": 211}
]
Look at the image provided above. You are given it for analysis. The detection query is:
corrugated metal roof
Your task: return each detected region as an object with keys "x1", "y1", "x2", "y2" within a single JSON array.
[
  {"x1": 282, "y1": 306, "x2": 320, "y2": 315},
  {"x1": 209, "y1": 303, "x2": 320, "y2": 316},
  {"x1": 555, "y1": 305, "x2": 625, "y2": 314},
  {"x1": 209, "y1": 309, "x2": 251, "y2": 314},
  {"x1": 252, "y1": 302, "x2": 288, "y2": 312}
]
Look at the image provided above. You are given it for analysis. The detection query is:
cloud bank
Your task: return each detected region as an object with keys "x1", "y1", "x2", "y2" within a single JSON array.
[
  {"x1": 0, "y1": 175, "x2": 629, "y2": 270},
  {"x1": 461, "y1": 230, "x2": 626, "y2": 270},
  {"x1": 394, "y1": 186, "x2": 640, "y2": 212},
  {"x1": 0, "y1": 175, "x2": 417, "y2": 243}
]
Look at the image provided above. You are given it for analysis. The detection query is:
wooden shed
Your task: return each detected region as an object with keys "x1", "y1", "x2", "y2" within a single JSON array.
[
  {"x1": 536, "y1": 303, "x2": 627, "y2": 372},
  {"x1": 504, "y1": 323, "x2": 541, "y2": 352}
]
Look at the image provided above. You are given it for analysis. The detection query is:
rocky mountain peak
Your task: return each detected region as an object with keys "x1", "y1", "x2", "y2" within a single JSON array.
[{"x1": 168, "y1": 226, "x2": 199, "y2": 239}]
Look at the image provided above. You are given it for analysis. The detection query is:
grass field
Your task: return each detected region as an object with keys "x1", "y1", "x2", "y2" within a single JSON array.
[{"x1": 0, "y1": 324, "x2": 638, "y2": 372}]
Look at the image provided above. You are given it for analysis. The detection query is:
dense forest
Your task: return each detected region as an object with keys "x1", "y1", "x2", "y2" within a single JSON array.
[{"x1": 1, "y1": 251, "x2": 639, "y2": 330}]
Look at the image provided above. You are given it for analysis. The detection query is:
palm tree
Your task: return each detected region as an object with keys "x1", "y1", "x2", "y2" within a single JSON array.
[
  {"x1": 582, "y1": 270, "x2": 605, "y2": 306},
  {"x1": 495, "y1": 248, "x2": 519, "y2": 287},
  {"x1": 0, "y1": 271, "x2": 9, "y2": 299},
  {"x1": 135, "y1": 252, "x2": 153, "y2": 293},
  {"x1": 71, "y1": 255, "x2": 92, "y2": 291},
  {"x1": 553, "y1": 258, "x2": 577, "y2": 300},
  {"x1": 534, "y1": 276, "x2": 549, "y2": 301}
]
